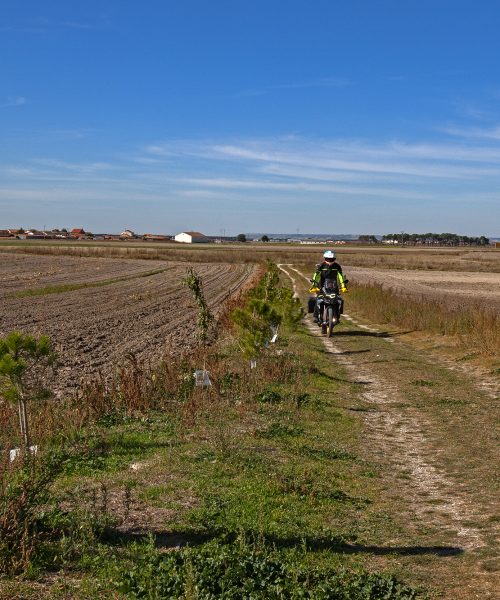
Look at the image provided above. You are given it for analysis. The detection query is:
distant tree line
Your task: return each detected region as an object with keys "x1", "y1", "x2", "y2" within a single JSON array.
[
  {"x1": 358, "y1": 235, "x2": 379, "y2": 243},
  {"x1": 381, "y1": 233, "x2": 490, "y2": 246}
]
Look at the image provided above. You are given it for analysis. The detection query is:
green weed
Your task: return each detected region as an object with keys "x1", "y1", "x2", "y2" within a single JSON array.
[
  {"x1": 107, "y1": 534, "x2": 422, "y2": 599},
  {"x1": 255, "y1": 387, "x2": 283, "y2": 404},
  {"x1": 256, "y1": 422, "x2": 305, "y2": 439},
  {"x1": 13, "y1": 267, "x2": 168, "y2": 297},
  {"x1": 297, "y1": 444, "x2": 356, "y2": 461},
  {"x1": 436, "y1": 397, "x2": 468, "y2": 406}
]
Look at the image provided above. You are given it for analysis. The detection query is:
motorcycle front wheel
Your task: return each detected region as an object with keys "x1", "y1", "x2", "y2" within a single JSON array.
[{"x1": 327, "y1": 306, "x2": 335, "y2": 337}]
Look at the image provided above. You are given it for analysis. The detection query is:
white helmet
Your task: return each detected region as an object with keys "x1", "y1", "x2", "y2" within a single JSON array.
[{"x1": 323, "y1": 250, "x2": 336, "y2": 260}]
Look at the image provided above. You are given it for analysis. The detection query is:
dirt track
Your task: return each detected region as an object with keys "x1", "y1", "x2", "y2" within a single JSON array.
[
  {"x1": 0, "y1": 253, "x2": 255, "y2": 394},
  {"x1": 280, "y1": 264, "x2": 499, "y2": 599},
  {"x1": 346, "y1": 266, "x2": 500, "y2": 309}
]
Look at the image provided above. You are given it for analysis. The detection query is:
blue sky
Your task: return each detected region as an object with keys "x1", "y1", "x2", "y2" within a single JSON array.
[{"x1": 1, "y1": 0, "x2": 499, "y2": 235}]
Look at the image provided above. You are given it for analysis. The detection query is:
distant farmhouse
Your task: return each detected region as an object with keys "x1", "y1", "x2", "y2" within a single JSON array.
[
  {"x1": 70, "y1": 228, "x2": 86, "y2": 239},
  {"x1": 143, "y1": 233, "x2": 170, "y2": 241},
  {"x1": 120, "y1": 229, "x2": 136, "y2": 239},
  {"x1": 25, "y1": 230, "x2": 49, "y2": 239},
  {"x1": 174, "y1": 231, "x2": 210, "y2": 244}
]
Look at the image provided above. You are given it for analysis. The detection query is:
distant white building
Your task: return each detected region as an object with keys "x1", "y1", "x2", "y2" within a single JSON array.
[
  {"x1": 120, "y1": 229, "x2": 136, "y2": 238},
  {"x1": 174, "y1": 231, "x2": 210, "y2": 244}
]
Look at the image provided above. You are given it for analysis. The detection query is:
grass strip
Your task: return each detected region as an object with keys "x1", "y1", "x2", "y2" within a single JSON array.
[{"x1": 12, "y1": 267, "x2": 170, "y2": 298}]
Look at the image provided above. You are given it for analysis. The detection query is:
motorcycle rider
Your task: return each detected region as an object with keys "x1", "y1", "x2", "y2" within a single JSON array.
[{"x1": 311, "y1": 250, "x2": 348, "y2": 323}]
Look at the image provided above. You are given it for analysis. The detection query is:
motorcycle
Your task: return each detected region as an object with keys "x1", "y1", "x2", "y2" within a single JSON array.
[{"x1": 309, "y1": 278, "x2": 343, "y2": 337}]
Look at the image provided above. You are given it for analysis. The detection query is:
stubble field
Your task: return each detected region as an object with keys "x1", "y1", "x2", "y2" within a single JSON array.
[{"x1": 345, "y1": 266, "x2": 500, "y2": 309}]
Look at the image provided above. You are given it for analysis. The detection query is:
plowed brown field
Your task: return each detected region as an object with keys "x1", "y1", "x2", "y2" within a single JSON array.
[{"x1": 0, "y1": 253, "x2": 255, "y2": 394}]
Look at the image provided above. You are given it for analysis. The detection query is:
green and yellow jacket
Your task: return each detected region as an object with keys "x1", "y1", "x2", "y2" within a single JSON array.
[{"x1": 312, "y1": 261, "x2": 347, "y2": 291}]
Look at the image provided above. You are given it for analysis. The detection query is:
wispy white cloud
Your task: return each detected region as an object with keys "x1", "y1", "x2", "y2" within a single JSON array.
[
  {"x1": 387, "y1": 141, "x2": 500, "y2": 163},
  {"x1": 47, "y1": 128, "x2": 92, "y2": 139},
  {"x1": 442, "y1": 124, "x2": 500, "y2": 140},
  {"x1": 141, "y1": 136, "x2": 500, "y2": 181},
  {"x1": 3, "y1": 129, "x2": 500, "y2": 234},
  {"x1": 273, "y1": 77, "x2": 350, "y2": 90},
  {"x1": 455, "y1": 103, "x2": 491, "y2": 121},
  {"x1": 13, "y1": 132, "x2": 500, "y2": 196},
  {"x1": 235, "y1": 76, "x2": 350, "y2": 97},
  {"x1": 0, "y1": 186, "x2": 168, "y2": 204},
  {"x1": 178, "y1": 189, "x2": 228, "y2": 199},
  {"x1": 32, "y1": 158, "x2": 116, "y2": 173},
  {"x1": 133, "y1": 156, "x2": 164, "y2": 165},
  {"x1": 210, "y1": 143, "x2": 500, "y2": 179},
  {"x1": 143, "y1": 145, "x2": 182, "y2": 157},
  {"x1": 235, "y1": 89, "x2": 268, "y2": 98},
  {"x1": 179, "y1": 176, "x2": 435, "y2": 200},
  {"x1": 1, "y1": 16, "x2": 108, "y2": 33},
  {"x1": 60, "y1": 21, "x2": 101, "y2": 30},
  {"x1": 0, "y1": 96, "x2": 27, "y2": 108}
]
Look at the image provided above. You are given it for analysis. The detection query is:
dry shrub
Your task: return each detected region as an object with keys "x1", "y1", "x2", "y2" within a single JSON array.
[
  {"x1": 0, "y1": 400, "x2": 17, "y2": 453},
  {"x1": 257, "y1": 350, "x2": 302, "y2": 385},
  {"x1": 0, "y1": 454, "x2": 62, "y2": 575},
  {"x1": 79, "y1": 355, "x2": 189, "y2": 421},
  {"x1": 0, "y1": 395, "x2": 84, "y2": 455},
  {"x1": 349, "y1": 282, "x2": 500, "y2": 356}
]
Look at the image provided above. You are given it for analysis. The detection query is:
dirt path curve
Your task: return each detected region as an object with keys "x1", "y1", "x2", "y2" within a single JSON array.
[{"x1": 278, "y1": 264, "x2": 499, "y2": 599}]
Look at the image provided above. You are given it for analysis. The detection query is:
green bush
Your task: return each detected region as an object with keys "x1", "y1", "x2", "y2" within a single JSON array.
[
  {"x1": 109, "y1": 534, "x2": 421, "y2": 599},
  {"x1": 231, "y1": 299, "x2": 281, "y2": 359},
  {"x1": 0, "y1": 331, "x2": 56, "y2": 449},
  {"x1": 231, "y1": 262, "x2": 303, "y2": 359},
  {"x1": 257, "y1": 422, "x2": 305, "y2": 439},
  {"x1": 255, "y1": 388, "x2": 283, "y2": 404}
]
